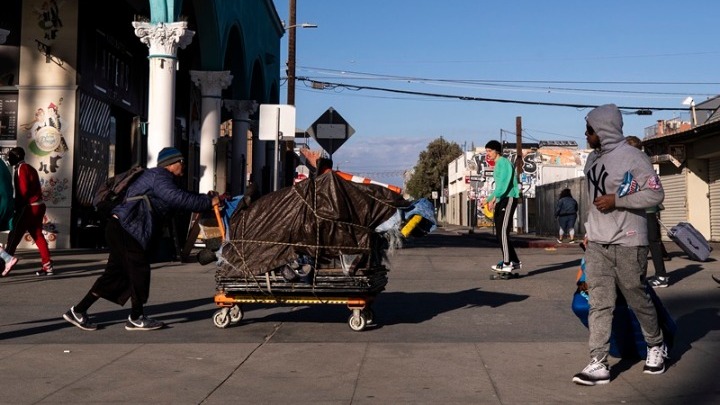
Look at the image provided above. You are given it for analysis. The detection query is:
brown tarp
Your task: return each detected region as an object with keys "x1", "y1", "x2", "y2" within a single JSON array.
[{"x1": 218, "y1": 171, "x2": 410, "y2": 278}]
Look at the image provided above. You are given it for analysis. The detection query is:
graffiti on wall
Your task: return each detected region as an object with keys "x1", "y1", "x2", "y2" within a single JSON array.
[
  {"x1": 33, "y1": 0, "x2": 64, "y2": 41},
  {"x1": 467, "y1": 147, "x2": 586, "y2": 201},
  {"x1": 22, "y1": 213, "x2": 58, "y2": 245},
  {"x1": 467, "y1": 149, "x2": 539, "y2": 200},
  {"x1": 21, "y1": 98, "x2": 69, "y2": 205}
]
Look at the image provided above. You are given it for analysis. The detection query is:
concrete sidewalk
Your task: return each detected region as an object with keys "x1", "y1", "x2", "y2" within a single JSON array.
[{"x1": 1, "y1": 228, "x2": 719, "y2": 404}]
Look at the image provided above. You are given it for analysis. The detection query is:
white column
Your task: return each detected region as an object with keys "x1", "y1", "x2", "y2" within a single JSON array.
[
  {"x1": 133, "y1": 21, "x2": 194, "y2": 167},
  {"x1": 189, "y1": 70, "x2": 233, "y2": 193},
  {"x1": 224, "y1": 100, "x2": 258, "y2": 196}
]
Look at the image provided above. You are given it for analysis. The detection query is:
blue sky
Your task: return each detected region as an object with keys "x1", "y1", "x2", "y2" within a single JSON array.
[{"x1": 273, "y1": 1, "x2": 720, "y2": 188}]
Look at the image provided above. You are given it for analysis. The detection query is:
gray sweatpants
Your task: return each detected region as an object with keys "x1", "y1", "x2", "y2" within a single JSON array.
[{"x1": 585, "y1": 242, "x2": 664, "y2": 362}]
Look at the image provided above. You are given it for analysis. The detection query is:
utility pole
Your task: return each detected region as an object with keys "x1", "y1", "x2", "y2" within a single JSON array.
[
  {"x1": 515, "y1": 116, "x2": 524, "y2": 234},
  {"x1": 287, "y1": 0, "x2": 297, "y2": 106},
  {"x1": 282, "y1": 0, "x2": 297, "y2": 189},
  {"x1": 515, "y1": 116, "x2": 523, "y2": 181}
]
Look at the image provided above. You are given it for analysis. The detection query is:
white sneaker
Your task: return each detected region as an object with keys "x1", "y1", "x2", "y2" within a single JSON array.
[
  {"x1": 2, "y1": 256, "x2": 18, "y2": 276},
  {"x1": 491, "y1": 262, "x2": 514, "y2": 273},
  {"x1": 643, "y1": 343, "x2": 668, "y2": 374},
  {"x1": 493, "y1": 260, "x2": 522, "y2": 270},
  {"x1": 572, "y1": 357, "x2": 610, "y2": 386}
]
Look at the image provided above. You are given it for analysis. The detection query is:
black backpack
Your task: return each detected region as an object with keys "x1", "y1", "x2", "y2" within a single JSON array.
[{"x1": 93, "y1": 166, "x2": 146, "y2": 218}]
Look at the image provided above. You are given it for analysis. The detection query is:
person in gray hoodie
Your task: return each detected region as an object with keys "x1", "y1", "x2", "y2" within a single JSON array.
[{"x1": 572, "y1": 104, "x2": 668, "y2": 386}]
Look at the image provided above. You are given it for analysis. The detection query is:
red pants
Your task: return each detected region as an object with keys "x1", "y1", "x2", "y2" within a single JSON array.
[{"x1": 6, "y1": 204, "x2": 52, "y2": 265}]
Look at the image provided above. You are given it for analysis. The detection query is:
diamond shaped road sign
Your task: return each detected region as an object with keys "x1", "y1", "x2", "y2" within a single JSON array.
[{"x1": 306, "y1": 107, "x2": 355, "y2": 156}]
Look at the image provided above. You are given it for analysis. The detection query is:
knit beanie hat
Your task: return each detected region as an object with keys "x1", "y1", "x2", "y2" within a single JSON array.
[
  {"x1": 485, "y1": 140, "x2": 502, "y2": 153},
  {"x1": 157, "y1": 147, "x2": 184, "y2": 167}
]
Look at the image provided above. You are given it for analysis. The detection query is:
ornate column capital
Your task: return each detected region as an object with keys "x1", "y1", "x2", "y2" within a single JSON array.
[
  {"x1": 224, "y1": 100, "x2": 258, "y2": 119},
  {"x1": 132, "y1": 21, "x2": 194, "y2": 59},
  {"x1": 189, "y1": 71, "x2": 233, "y2": 97}
]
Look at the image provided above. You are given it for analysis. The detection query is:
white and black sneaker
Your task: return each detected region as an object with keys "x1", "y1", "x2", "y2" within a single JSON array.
[
  {"x1": 63, "y1": 306, "x2": 98, "y2": 331},
  {"x1": 492, "y1": 261, "x2": 521, "y2": 272},
  {"x1": 125, "y1": 315, "x2": 165, "y2": 331},
  {"x1": 572, "y1": 356, "x2": 610, "y2": 386},
  {"x1": 643, "y1": 343, "x2": 668, "y2": 374},
  {"x1": 648, "y1": 276, "x2": 669, "y2": 288},
  {"x1": 491, "y1": 262, "x2": 514, "y2": 273}
]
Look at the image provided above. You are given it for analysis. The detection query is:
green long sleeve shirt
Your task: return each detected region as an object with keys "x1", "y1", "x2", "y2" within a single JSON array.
[{"x1": 487, "y1": 156, "x2": 520, "y2": 203}]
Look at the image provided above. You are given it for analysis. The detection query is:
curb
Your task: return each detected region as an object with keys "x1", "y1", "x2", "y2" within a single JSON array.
[{"x1": 441, "y1": 225, "x2": 581, "y2": 249}]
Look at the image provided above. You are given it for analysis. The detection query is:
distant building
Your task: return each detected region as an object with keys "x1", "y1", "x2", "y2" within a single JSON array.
[
  {"x1": 641, "y1": 95, "x2": 720, "y2": 241},
  {"x1": 445, "y1": 141, "x2": 588, "y2": 231}
]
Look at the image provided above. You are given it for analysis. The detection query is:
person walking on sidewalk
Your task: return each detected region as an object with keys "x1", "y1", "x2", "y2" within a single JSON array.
[
  {"x1": 573, "y1": 104, "x2": 669, "y2": 386},
  {"x1": 555, "y1": 188, "x2": 578, "y2": 244},
  {"x1": 63, "y1": 147, "x2": 219, "y2": 331},
  {"x1": 626, "y1": 135, "x2": 670, "y2": 288},
  {"x1": 4, "y1": 147, "x2": 53, "y2": 276},
  {"x1": 0, "y1": 156, "x2": 18, "y2": 276},
  {"x1": 480, "y1": 140, "x2": 521, "y2": 273}
]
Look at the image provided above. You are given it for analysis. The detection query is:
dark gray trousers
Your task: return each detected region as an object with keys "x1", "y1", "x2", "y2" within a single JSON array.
[{"x1": 585, "y1": 242, "x2": 663, "y2": 362}]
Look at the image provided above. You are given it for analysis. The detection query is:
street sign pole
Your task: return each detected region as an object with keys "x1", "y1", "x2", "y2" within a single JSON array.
[
  {"x1": 259, "y1": 104, "x2": 295, "y2": 192},
  {"x1": 274, "y1": 106, "x2": 280, "y2": 191}
]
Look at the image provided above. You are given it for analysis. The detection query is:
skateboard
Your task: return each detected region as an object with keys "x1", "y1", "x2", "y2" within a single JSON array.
[{"x1": 489, "y1": 269, "x2": 520, "y2": 280}]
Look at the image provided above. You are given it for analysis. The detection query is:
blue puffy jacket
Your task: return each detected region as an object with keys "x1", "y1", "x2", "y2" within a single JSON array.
[{"x1": 112, "y1": 167, "x2": 212, "y2": 249}]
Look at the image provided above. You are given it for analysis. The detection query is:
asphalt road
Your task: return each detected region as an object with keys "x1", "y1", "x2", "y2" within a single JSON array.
[{"x1": 1, "y1": 226, "x2": 718, "y2": 404}]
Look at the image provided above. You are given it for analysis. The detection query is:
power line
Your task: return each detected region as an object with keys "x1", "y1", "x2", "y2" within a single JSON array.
[
  {"x1": 298, "y1": 77, "x2": 711, "y2": 113},
  {"x1": 298, "y1": 67, "x2": 720, "y2": 85},
  {"x1": 296, "y1": 66, "x2": 720, "y2": 97}
]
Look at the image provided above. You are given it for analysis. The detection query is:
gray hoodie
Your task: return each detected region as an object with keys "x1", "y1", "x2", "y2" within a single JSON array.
[{"x1": 583, "y1": 104, "x2": 664, "y2": 246}]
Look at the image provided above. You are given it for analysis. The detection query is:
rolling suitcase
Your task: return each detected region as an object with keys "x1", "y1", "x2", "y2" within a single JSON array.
[{"x1": 660, "y1": 220, "x2": 712, "y2": 262}]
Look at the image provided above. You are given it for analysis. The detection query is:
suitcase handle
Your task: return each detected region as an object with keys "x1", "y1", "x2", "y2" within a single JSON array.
[{"x1": 657, "y1": 218, "x2": 672, "y2": 235}]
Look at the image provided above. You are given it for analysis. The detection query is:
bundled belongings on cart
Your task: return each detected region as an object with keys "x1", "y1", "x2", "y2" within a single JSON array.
[
  {"x1": 212, "y1": 168, "x2": 435, "y2": 330},
  {"x1": 571, "y1": 245, "x2": 677, "y2": 359}
]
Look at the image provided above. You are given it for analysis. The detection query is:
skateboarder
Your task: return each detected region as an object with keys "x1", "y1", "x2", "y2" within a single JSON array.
[{"x1": 479, "y1": 140, "x2": 521, "y2": 277}]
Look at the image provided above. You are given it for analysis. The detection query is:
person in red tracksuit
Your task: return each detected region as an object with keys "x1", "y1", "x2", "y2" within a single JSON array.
[{"x1": 5, "y1": 147, "x2": 53, "y2": 276}]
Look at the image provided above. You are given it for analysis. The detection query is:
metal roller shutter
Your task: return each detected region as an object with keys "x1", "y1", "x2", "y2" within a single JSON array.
[
  {"x1": 657, "y1": 170, "x2": 687, "y2": 240},
  {"x1": 708, "y1": 159, "x2": 720, "y2": 241}
]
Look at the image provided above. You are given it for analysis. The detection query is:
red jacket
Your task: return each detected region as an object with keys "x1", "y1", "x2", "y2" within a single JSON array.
[{"x1": 14, "y1": 161, "x2": 43, "y2": 207}]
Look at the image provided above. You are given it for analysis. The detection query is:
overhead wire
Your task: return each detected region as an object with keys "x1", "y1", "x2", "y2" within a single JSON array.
[
  {"x1": 295, "y1": 66, "x2": 720, "y2": 97},
  {"x1": 295, "y1": 76, "x2": 710, "y2": 113}
]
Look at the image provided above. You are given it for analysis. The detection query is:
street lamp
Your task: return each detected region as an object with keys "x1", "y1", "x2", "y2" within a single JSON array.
[
  {"x1": 285, "y1": 0, "x2": 317, "y2": 106},
  {"x1": 280, "y1": 1, "x2": 317, "y2": 189},
  {"x1": 682, "y1": 96, "x2": 697, "y2": 127}
]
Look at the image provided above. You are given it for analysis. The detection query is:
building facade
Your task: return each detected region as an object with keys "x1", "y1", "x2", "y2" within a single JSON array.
[
  {"x1": 642, "y1": 96, "x2": 720, "y2": 242},
  {"x1": 0, "y1": 0, "x2": 284, "y2": 249}
]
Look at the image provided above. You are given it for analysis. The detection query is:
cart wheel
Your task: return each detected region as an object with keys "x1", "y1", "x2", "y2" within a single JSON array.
[
  {"x1": 348, "y1": 312, "x2": 367, "y2": 331},
  {"x1": 229, "y1": 305, "x2": 243, "y2": 324},
  {"x1": 213, "y1": 309, "x2": 231, "y2": 328},
  {"x1": 361, "y1": 308, "x2": 374, "y2": 325}
]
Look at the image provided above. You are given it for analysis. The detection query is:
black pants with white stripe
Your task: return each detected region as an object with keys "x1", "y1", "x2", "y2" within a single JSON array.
[{"x1": 493, "y1": 197, "x2": 520, "y2": 265}]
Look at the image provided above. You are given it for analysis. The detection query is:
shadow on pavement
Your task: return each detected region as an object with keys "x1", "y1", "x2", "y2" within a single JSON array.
[
  {"x1": 236, "y1": 289, "x2": 529, "y2": 327},
  {"x1": 0, "y1": 298, "x2": 214, "y2": 340},
  {"x1": 666, "y1": 263, "x2": 706, "y2": 286}
]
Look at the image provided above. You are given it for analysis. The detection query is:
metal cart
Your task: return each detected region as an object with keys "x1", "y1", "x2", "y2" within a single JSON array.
[{"x1": 212, "y1": 263, "x2": 388, "y2": 331}]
